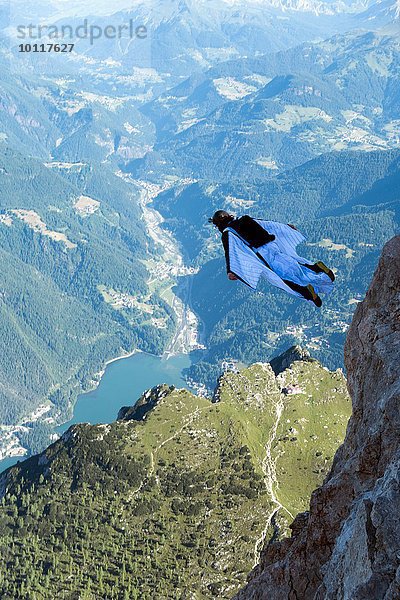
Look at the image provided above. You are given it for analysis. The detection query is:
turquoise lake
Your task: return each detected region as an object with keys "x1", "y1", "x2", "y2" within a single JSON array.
[{"x1": 0, "y1": 352, "x2": 192, "y2": 473}]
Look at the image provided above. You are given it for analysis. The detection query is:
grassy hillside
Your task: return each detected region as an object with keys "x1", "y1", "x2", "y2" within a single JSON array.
[{"x1": 0, "y1": 356, "x2": 350, "y2": 599}]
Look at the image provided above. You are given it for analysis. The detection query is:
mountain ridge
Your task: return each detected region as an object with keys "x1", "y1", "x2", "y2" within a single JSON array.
[{"x1": 0, "y1": 350, "x2": 350, "y2": 598}]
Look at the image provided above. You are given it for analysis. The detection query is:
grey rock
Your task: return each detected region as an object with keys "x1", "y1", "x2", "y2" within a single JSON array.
[
  {"x1": 270, "y1": 345, "x2": 313, "y2": 376},
  {"x1": 117, "y1": 384, "x2": 175, "y2": 421}
]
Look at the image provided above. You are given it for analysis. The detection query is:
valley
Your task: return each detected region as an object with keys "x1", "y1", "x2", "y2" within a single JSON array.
[
  {"x1": 134, "y1": 178, "x2": 203, "y2": 357},
  {"x1": 1, "y1": 9, "x2": 399, "y2": 457},
  {"x1": 0, "y1": 1, "x2": 398, "y2": 598}
]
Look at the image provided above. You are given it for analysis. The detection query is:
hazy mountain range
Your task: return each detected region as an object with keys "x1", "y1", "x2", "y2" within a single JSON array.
[
  {"x1": 2, "y1": 0, "x2": 382, "y2": 20},
  {"x1": 0, "y1": 0, "x2": 398, "y2": 460}
]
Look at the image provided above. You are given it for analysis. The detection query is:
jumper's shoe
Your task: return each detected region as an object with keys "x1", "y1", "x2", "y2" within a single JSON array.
[
  {"x1": 307, "y1": 284, "x2": 322, "y2": 308},
  {"x1": 315, "y1": 261, "x2": 335, "y2": 282}
]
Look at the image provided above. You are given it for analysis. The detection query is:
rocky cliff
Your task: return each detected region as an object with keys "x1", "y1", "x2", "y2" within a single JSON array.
[{"x1": 235, "y1": 235, "x2": 400, "y2": 600}]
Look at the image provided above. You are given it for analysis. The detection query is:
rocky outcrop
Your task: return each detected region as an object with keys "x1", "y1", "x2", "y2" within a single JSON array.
[
  {"x1": 117, "y1": 384, "x2": 175, "y2": 421},
  {"x1": 269, "y1": 345, "x2": 314, "y2": 376},
  {"x1": 235, "y1": 236, "x2": 400, "y2": 600}
]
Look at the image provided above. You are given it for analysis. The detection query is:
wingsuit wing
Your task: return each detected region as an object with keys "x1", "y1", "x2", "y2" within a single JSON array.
[
  {"x1": 256, "y1": 220, "x2": 307, "y2": 261},
  {"x1": 227, "y1": 230, "x2": 264, "y2": 290},
  {"x1": 256, "y1": 220, "x2": 334, "y2": 296}
]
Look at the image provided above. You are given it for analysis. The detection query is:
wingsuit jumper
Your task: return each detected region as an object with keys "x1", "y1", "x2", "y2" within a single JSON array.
[{"x1": 209, "y1": 211, "x2": 335, "y2": 307}]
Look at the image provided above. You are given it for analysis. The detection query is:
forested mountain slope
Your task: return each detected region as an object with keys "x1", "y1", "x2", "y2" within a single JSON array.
[
  {"x1": 0, "y1": 146, "x2": 174, "y2": 450},
  {"x1": 0, "y1": 352, "x2": 350, "y2": 599}
]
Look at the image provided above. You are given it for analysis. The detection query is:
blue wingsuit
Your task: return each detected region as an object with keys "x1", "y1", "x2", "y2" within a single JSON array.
[{"x1": 221, "y1": 215, "x2": 334, "y2": 302}]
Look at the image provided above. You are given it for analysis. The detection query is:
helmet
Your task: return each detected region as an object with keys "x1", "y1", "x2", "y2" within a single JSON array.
[{"x1": 208, "y1": 210, "x2": 234, "y2": 227}]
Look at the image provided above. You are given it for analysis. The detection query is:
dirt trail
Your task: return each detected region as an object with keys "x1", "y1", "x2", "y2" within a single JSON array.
[{"x1": 253, "y1": 393, "x2": 294, "y2": 567}]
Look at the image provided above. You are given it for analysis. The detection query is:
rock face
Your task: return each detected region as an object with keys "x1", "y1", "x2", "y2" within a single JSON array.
[
  {"x1": 117, "y1": 384, "x2": 175, "y2": 421},
  {"x1": 235, "y1": 235, "x2": 400, "y2": 600},
  {"x1": 269, "y1": 345, "x2": 314, "y2": 376}
]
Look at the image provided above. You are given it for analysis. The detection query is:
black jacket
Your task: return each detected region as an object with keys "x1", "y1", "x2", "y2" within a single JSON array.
[{"x1": 221, "y1": 215, "x2": 275, "y2": 273}]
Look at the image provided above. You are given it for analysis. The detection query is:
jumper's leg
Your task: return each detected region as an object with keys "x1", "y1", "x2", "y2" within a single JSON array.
[
  {"x1": 301, "y1": 262, "x2": 335, "y2": 282},
  {"x1": 283, "y1": 279, "x2": 322, "y2": 307}
]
